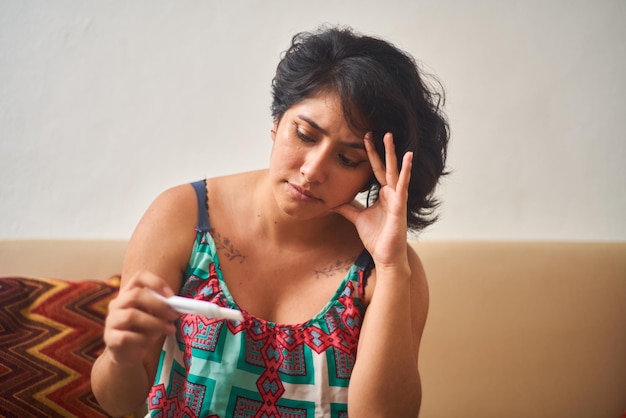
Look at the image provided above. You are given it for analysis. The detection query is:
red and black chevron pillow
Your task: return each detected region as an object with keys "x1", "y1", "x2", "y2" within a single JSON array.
[{"x1": 0, "y1": 276, "x2": 121, "y2": 418}]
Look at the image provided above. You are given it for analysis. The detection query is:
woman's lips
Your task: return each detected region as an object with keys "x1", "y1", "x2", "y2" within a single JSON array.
[{"x1": 287, "y1": 182, "x2": 322, "y2": 202}]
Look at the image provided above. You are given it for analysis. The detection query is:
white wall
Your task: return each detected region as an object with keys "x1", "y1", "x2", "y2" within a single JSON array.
[{"x1": 1, "y1": 0, "x2": 624, "y2": 241}]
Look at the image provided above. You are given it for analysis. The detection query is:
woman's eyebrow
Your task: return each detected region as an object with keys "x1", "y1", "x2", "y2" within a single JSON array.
[
  {"x1": 297, "y1": 114, "x2": 366, "y2": 150},
  {"x1": 297, "y1": 114, "x2": 328, "y2": 135}
]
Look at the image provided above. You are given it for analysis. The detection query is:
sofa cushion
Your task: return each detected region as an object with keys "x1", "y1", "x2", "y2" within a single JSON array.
[{"x1": 0, "y1": 276, "x2": 120, "y2": 418}]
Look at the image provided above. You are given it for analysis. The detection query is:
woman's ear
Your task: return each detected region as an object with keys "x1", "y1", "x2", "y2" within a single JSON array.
[{"x1": 270, "y1": 120, "x2": 278, "y2": 141}]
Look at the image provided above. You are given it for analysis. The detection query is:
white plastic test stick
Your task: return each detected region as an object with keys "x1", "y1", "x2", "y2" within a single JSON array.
[{"x1": 150, "y1": 290, "x2": 243, "y2": 322}]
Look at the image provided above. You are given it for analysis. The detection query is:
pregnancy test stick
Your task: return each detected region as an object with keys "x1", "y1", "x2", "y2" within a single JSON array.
[{"x1": 150, "y1": 290, "x2": 243, "y2": 322}]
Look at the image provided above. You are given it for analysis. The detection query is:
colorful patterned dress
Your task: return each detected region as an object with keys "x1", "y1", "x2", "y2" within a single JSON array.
[{"x1": 147, "y1": 181, "x2": 372, "y2": 417}]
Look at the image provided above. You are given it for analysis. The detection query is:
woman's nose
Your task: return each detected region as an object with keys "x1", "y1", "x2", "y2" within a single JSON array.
[{"x1": 300, "y1": 149, "x2": 328, "y2": 184}]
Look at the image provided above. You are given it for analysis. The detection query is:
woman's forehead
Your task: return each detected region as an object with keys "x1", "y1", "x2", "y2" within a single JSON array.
[{"x1": 288, "y1": 90, "x2": 371, "y2": 136}]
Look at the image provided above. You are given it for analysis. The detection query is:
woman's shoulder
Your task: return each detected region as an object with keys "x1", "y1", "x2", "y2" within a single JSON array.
[
  {"x1": 205, "y1": 169, "x2": 266, "y2": 192},
  {"x1": 122, "y1": 183, "x2": 200, "y2": 290},
  {"x1": 145, "y1": 183, "x2": 200, "y2": 225},
  {"x1": 153, "y1": 170, "x2": 265, "y2": 209},
  {"x1": 133, "y1": 183, "x2": 202, "y2": 241},
  {"x1": 204, "y1": 170, "x2": 266, "y2": 211}
]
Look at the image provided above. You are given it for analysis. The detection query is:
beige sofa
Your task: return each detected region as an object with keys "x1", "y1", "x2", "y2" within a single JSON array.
[{"x1": 1, "y1": 240, "x2": 625, "y2": 417}]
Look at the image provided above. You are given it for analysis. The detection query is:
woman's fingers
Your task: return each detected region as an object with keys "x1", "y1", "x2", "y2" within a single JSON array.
[
  {"x1": 365, "y1": 132, "x2": 405, "y2": 191},
  {"x1": 108, "y1": 292, "x2": 177, "y2": 333},
  {"x1": 397, "y1": 151, "x2": 413, "y2": 198},
  {"x1": 105, "y1": 310, "x2": 171, "y2": 350},
  {"x1": 383, "y1": 133, "x2": 399, "y2": 189},
  {"x1": 112, "y1": 278, "x2": 179, "y2": 318},
  {"x1": 364, "y1": 133, "x2": 387, "y2": 187},
  {"x1": 103, "y1": 273, "x2": 179, "y2": 365}
]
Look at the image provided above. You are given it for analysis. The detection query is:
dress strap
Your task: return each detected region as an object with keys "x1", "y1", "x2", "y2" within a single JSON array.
[
  {"x1": 354, "y1": 249, "x2": 374, "y2": 290},
  {"x1": 191, "y1": 180, "x2": 211, "y2": 232}
]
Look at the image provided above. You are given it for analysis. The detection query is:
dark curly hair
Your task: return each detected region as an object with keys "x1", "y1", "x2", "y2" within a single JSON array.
[{"x1": 271, "y1": 26, "x2": 450, "y2": 232}]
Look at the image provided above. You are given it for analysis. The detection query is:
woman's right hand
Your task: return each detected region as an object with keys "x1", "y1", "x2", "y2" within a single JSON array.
[{"x1": 103, "y1": 270, "x2": 181, "y2": 367}]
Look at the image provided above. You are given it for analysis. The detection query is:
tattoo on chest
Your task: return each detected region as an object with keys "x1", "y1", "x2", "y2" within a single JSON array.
[
  {"x1": 212, "y1": 231, "x2": 247, "y2": 263},
  {"x1": 314, "y1": 257, "x2": 355, "y2": 279}
]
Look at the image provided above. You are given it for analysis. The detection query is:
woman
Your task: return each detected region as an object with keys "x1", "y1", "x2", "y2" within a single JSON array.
[{"x1": 92, "y1": 25, "x2": 449, "y2": 417}]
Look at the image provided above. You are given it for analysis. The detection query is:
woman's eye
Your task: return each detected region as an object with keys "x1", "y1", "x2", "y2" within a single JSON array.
[
  {"x1": 339, "y1": 154, "x2": 359, "y2": 168},
  {"x1": 296, "y1": 129, "x2": 315, "y2": 143}
]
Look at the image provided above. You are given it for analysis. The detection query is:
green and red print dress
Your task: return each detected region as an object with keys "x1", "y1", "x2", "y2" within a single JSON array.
[{"x1": 147, "y1": 181, "x2": 372, "y2": 417}]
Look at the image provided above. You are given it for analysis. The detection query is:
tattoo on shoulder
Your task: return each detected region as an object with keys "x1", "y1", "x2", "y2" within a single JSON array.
[
  {"x1": 314, "y1": 257, "x2": 355, "y2": 279},
  {"x1": 212, "y1": 231, "x2": 247, "y2": 263}
]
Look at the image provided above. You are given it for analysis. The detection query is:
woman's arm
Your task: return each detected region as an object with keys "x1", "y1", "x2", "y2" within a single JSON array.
[
  {"x1": 348, "y1": 247, "x2": 428, "y2": 417},
  {"x1": 91, "y1": 184, "x2": 197, "y2": 416},
  {"x1": 334, "y1": 133, "x2": 428, "y2": 416}
]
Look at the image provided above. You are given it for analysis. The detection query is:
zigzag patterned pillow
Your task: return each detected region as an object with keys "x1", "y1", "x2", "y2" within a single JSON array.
[{"x1": 0, "y1": 276, "x2": 123, "y2": 418}]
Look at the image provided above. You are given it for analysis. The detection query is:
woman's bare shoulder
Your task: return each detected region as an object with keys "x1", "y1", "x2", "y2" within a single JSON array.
[
  {"x1": 204, "y1": 170, "x2": 266, "y2": 211},
  {"x1": 206, "y1": 169, "x2": 266, "y2": 191},
  {"x1": 122, "y1": 183, "x2": 199, "y2": 288},
  {"x1": 140, "y1": 183, "x2": 201, "y2": 232}
]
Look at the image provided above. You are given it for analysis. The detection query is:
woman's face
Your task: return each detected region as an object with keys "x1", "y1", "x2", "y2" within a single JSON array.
[{"x1": 269, "y1": 91, "x2": 373, "y2": 220}]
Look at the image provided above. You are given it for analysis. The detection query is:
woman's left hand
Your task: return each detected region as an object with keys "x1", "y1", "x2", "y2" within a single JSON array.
[{"x1": 333, "y1": 132, "x2": 412, "y2": 269}]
